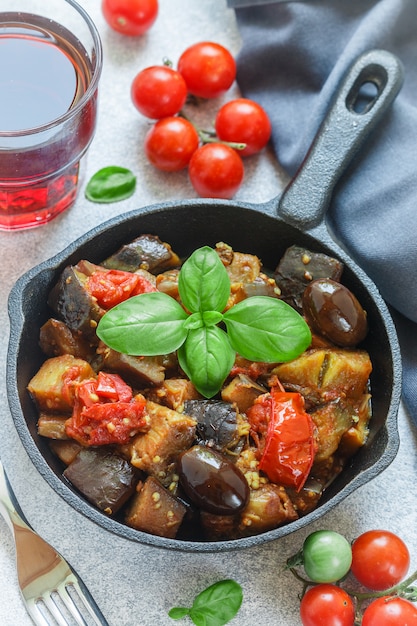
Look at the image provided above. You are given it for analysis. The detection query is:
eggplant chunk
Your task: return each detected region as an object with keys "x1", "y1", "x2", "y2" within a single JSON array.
[
  {"x1": 155, "y1": 269, "x2": 180, "y2": 300},
  {"x1": 97, "y1": 344, "x2": 166, "y2": 387},
  {"x1": 124, "y1": 401, "x2": 197, "y2": 479},
  {"x1": 215, "y1": 242, "x2": 261, "y2": 283},
  {"x1": 49, "y1": 439, "x2": 82, "y2": 466},
  {"x1": 64, "y1": 448, "x2": 138, "y2": 515},
  {"x1": 125, "y1": 476, "x2": 187, "y2": 538},
  {"x1": 39, "y1": 318, "x2": 95, "y2": 361},
  {"x1": 201, "y1": 484, "x2": 298, "y2": 540},
  {"x1": 286, "y1": 479, "x2": 324, "y2": 515},
  {"x1": 274, "y1": 245, "x2": 344, "y2": 310},
  {"x1": 310, "y1": 401, "x2": 355, "y2": 463},
  {"x1": 37, "y1": 414, "x2": 69, "y2": 439},
  {"x1": 27, "y1": 354, "x2": 95, "y2": 413},
  {"x1": 238, "y1": 483, "x2": 298, "y2": 535},
  {"x1": 47, "y1": 265, "x2": 104, "y2": 341},
  {"x1": 184, "y1": 400, "x2": 242, "y2": 452},
  {"x1": 146, "y1": 378, "x2": 200, "y2": 410},
  {"x1": 273, "y1": 348, "x2": 372, "y2": 405},
  {"x1": 102, "y1": 234, "x2": 180, "y2": 273},
  {"x1": 221, "y1": 374, "x2": 267, "y2": 413}
]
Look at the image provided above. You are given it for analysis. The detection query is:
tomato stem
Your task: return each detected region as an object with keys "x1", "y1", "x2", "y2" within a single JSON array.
[
  {"x1": 178, "y1": 110, "x2": 246, "y2": 150},
  {"x1": 344, "y1": 568, "x2": 417, "y2": 602}
]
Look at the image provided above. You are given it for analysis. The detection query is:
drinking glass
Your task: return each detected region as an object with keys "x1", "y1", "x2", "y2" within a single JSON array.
[{"x1": 0, "y1": 0, "x2": 102, "y2": 230}]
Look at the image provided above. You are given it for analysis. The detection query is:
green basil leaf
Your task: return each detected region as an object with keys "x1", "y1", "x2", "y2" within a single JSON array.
[
  {"x1": 202, "y1": 310, "x2": 224, "y2": 326},
  {"x1": 184, "y1": 312, "x2": 204, "y2": 331},
  {"x1": 97, "y1": 292, "x2": 188, "y2": 355},
  {"x1": 178, "y1": 326, "x2": 235, "y2": 398},
  {"x1": 190, "y1": 580, "x2": 243, "y2": 626},
  {"x1": 85, "y1": 166, "x2": 136, "y2": 203},
  {"x1": 223, "y1": 296, "x2": 311, "y2": 362},
  {"x1": 168, "y1": 607, "x2": 190, "y2": 620},
  {"x1": 178, "y1": 247, "x2": 230, "y2": 314}
]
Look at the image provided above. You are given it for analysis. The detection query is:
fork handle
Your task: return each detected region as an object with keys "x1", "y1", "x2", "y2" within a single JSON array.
[{"x1": 0, "y1": 459, "x2": 31, "y2": 537}]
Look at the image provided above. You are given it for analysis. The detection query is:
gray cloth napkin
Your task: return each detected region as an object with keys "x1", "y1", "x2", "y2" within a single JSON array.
[{"x1": 227, "y1": 0, "x2": 417, "y2": 423}]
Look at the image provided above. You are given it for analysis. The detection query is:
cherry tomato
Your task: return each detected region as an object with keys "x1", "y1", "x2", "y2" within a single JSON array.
[
  {"x1": 362, "y1": 596, "x2": 417, "y2": 626},
  {"x1": 188, "y1": 143, "x2": 244, "y2": 199},
  {"x1": 102, "y1": 0, "x2": 158, "y2": 36},
  {"x1": 351, "y1": 530, "x2": 410, "y2": 591},
  {"x1": 215, "y1": 98, "x2": 272, "y2": 156},
  {"x1": 178, "y1": 41, "x2": 236, "y2": 99},
  {"x1": 131, "y1": 66, "x2": 188, "y2": 119},
  {"x1": 300, "y1": 584, "x2": 355, "y2": 626},
  {"x1": 144, "y1": 117, "x2": 199, "y2": 171},
  {"x1": 302, "y1": 530, "x2": 353, "y2": 583}
]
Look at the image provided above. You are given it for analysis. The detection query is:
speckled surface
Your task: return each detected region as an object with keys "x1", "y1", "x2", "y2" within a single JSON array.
[{"x1": 0, "y1": 2, "x2": 416, "y2": 625}]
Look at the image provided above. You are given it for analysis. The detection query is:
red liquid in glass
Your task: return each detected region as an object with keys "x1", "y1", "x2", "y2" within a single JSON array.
[{"x1": 0, "y1": 14, "x2": 97, "y2": 230}]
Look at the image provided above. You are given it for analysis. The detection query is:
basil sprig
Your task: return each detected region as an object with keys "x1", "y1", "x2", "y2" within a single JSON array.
[
  {"x1": 97, "y1": 246, "x2": 311, "y2": 398},
  {"x1": 85, "y1": 166, "x2": 136, "y2": 203},
  {"x1": 168, "y1": 579, "x2": 243, "y2": 626}
]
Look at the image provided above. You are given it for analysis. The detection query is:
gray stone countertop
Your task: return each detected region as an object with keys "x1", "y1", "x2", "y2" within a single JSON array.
[{"x1": 0, "y1": 1, "x2": 416, "y2": 625}]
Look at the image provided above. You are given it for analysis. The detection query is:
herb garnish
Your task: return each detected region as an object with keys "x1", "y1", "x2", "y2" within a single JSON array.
[
  {"x1": 85, "y1": 166, "x2": 137, "y2": 203},
  {"x1": 168, "y1": 579, "x2": 243, "y2": 626},
  {"x1": 97, "y1": 246, "x2": 311, "y2": 398}
]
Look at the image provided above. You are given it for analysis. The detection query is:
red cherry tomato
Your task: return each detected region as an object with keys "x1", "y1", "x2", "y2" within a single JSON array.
[
  {"x1": 144, "y1": 117, "x2": 199, "y2": 172},
  {"x1": 188, "y1": 143, "x2": 244, "y2": 199},
  {"x1": 131, "y1": 66, "x2": 188, "y2": 119},
  {"x1": 300, "y1": 584, "x2": 355, "y2": 626},
  {"x1": 178, "y1": 41, "x2": 236, "y2": 99},
  {"x1": 215, "y1": 98, "x2": 272, "y2": 156},
  {"x1": 351, "y1": 530, "x2": 410, "y2": 591},
  {"x1": 102, "y1": 0, "x2": 158, "y2": 36},
  {"x1": 362, "y1": 596, "x2": 417, "y2": 626}
]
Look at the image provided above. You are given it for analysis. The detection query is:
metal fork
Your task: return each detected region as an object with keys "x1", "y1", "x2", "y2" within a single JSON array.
[{"x1": 0, "y1": 459, "x2": 109, "y2": 626}]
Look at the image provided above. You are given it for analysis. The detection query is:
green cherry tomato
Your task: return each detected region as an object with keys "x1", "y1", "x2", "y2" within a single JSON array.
[{"x1": 303, "y1": 530, "x2": 353, "y2": 583}]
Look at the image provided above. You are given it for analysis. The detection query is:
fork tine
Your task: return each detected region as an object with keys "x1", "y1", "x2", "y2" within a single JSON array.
[
  {"x1": 25, "y1": 600, "x2": 51, "y2": 626},
  {"x1": 66, "y1": 579, "x2": 107, "y2": 626},
  {"x1": 38, "y1": 592, "x2": 72, "y2": 626}
]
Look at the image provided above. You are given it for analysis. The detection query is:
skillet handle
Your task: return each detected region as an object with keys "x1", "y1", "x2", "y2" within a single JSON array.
[{"x1": 277, "y1": 49, "x2": 403, "y2": 229}]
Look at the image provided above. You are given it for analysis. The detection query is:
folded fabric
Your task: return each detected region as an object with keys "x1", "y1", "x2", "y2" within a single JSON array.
[{"x1": 227, "y1": 0, "x2": 417, "y2": 423}]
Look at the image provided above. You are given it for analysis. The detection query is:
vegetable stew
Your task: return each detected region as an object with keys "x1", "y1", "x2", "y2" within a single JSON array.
[{"x1": 27, "y1": 235, "x2": 372, "y2": 542}]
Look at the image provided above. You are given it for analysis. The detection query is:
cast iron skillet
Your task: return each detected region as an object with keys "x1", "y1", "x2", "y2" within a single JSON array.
[{"x1": 7, "y1": 49, "x2": 403, "y2": 552}]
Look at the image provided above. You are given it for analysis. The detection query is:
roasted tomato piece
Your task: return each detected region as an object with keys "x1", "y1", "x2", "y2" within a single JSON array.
[
  {"x1": 85, "y1": 268, "x2": 156, "y2": 309},
  {"x1": 248, "y1": 385, "x2": 316, "y2": 492},
  {"x1": 65, "y1": 373, "x2": 149, "y2": 446}
]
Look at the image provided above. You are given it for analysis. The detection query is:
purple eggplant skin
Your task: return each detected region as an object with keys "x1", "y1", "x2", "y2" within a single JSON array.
[
  {"x1": 102, "y1": 234, "x2": 180, "y2": 273},
  {"x1": 184, "y1": 399, "x2": 240, "y2": 452},
  {"x1": 47, "y1": 265, "x2": 103, "y2": 342},
  {"x1": 274, "y1": 245, "x2": 344, "y2": 311},
  {"x1": 64, "y1": 448, "x2": 139, "y2": 515}
]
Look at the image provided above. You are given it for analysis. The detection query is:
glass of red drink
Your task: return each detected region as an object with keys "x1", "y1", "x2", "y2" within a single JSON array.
[{"x1": 0, "y1": 0, "x2": 102, "y2": 230}]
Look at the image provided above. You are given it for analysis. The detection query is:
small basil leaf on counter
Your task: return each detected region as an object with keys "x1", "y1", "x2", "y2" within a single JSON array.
[
  {"x1": 179, "y1": 246, "x2": 230, "y2": 314},
  {"x1": 85, "y1": 166, "x2": 136, "y2": 203},
  {"x1": 97, "y1": 292, "x2": 188, "y2": 355},
  {"x1": 168, "y1": 579, "x2": 243, "y2": 626},
  {"x1": 168, "y1": 607, "x2": 191, "y2": 620},
  {"x1": 223, "y1": 295, "x2": 312, "y2": 362}
]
